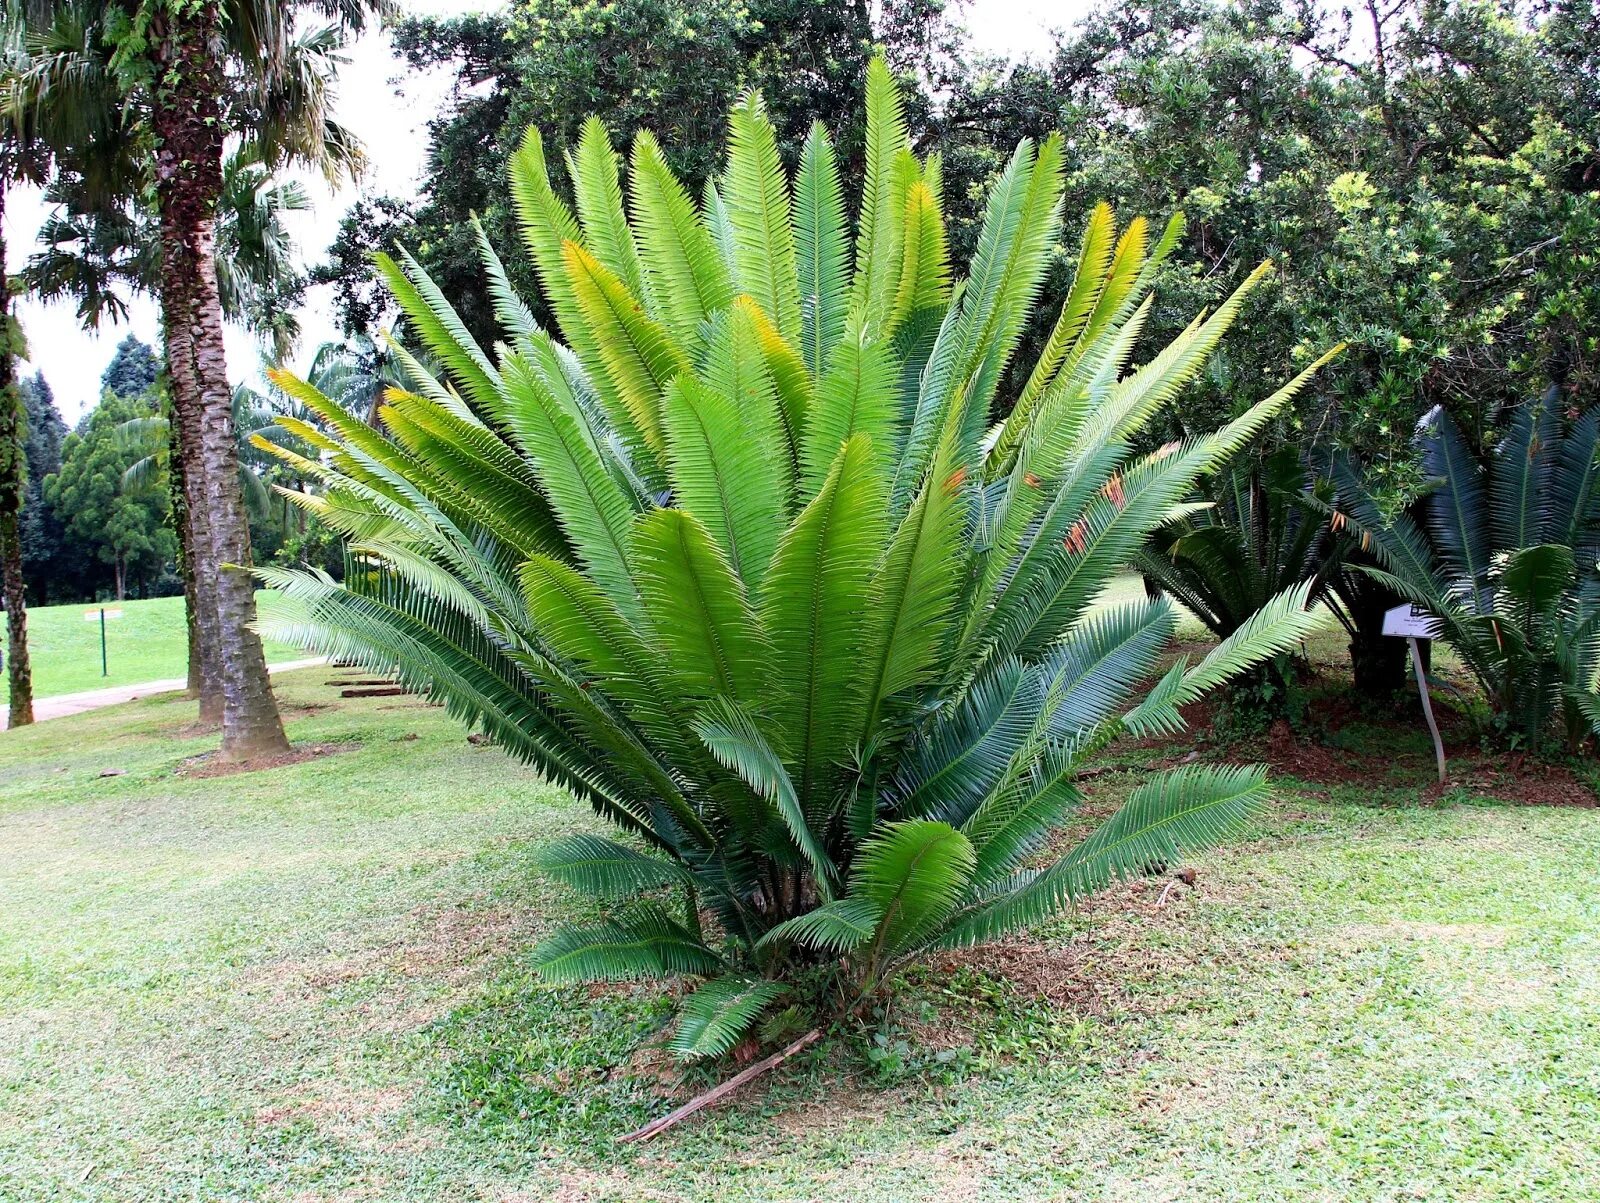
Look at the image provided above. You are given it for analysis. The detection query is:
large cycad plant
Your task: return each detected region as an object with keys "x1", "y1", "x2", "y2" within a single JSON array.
[{"x1": 258, "y1": 59, "x2": 1331, "y2": 1059}]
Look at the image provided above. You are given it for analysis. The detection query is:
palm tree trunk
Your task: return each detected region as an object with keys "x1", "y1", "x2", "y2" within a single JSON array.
[
  {"x1": 0, "y1": 171, "x2": 34, "y2": 729},
  {"x1": 152, "y1": 1, "x2": 287, "y2": 760},
  {"x1": 167, "y1": 416, "x2": 217, "y2": 702}
]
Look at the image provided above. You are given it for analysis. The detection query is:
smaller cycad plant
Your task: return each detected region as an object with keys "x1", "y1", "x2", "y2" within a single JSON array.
[
  {"x1": 1328, "y1": 387, "x2": 1600, "y2": 752},
  {"x1": 1135, "y1": 443, "x2": 1340, "y2": 723},
  {"x1": 257, "y1": 57, "x2": 1334, "y2": 1060}
]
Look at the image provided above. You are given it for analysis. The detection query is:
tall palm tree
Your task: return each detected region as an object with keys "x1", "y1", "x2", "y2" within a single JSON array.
[
  {"x1": 116, "y1": 382, "x2": 306, "y2": 687},
  {"x1": 304, "y1": 331, "x2": 407, "y2": 427},
  {"x1": 10, "y1": 0, "x2": 385, "y2": 757},
  {"x1": 0, "y1": 0, "x2": 103, "y2": 728},
  {"x1": 0, "y1": 153, "x2": 31, "y2": 725},
  {"x1": 24, "y1": 144, "x2": 314, "y2": 708},
  {"x1": 0, "y1": 271, "x2": 28, "y2": 728}
]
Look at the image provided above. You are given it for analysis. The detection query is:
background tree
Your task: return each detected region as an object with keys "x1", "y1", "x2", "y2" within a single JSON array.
[
  {"x1": 302, "y1": 332, "x2": 406, "y2": 427},
  {"x1": 946, "y1": 0, "x2": 1600, "y2": 469},
  {"x1": 314, "y1": 0, "x2": 966, "y2": 348},
  {"x1": 17, "y1": 373, "x2": 70, "y2": 605},
  {"x1": 45, "y1": 391, "x2": 176, "y2": 600},
  {"x1": 99, "y1": 334, "x2": 160, "y2": 399}
]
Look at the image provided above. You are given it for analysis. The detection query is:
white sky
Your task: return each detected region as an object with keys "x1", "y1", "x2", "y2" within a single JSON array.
[{"x1": 7, "y1": 0, "x2": 1081, "y2": 422}]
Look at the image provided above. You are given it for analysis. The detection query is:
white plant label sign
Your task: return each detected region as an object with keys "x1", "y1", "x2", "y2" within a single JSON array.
[{"x1": 1382, "y1": 604, "x2": 1440, "y2": 639}]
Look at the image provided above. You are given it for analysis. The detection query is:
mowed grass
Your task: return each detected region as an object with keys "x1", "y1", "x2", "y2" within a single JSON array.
[
  {"x1": 1, "y1": 665, "x2": 1596, "y2": 1201},
  {"x1": 1, "y1": 593, "x2": 303, "y2": 702}
]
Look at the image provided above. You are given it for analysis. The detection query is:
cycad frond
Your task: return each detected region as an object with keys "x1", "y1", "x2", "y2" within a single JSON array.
[
  {"x1": 938, "y1": 764, "x2": 1269, "y2": 948},
  {"x1": 533, "y1": 834, "x2": 691, "y2": 898},
  {"x1": 633, "y1": 508, "x2": 769, "y2": 706},
  {"x1": 568, "y1": 117, "x2": 649, "y2": 307},
  {"x1": 794, "y1": 122, "x2": 849, "y2": 379},
  {"x1": 759, "y1": 435, "x2": 886, "y2": 816},
  {"x1": 725, "y1": 91, "x2": 801, "y2": 340},
  {"x1": 670, "y1": 976, "x2": 788, "y2": 1061},
  {"x1": 850, "y1": 820, "x2": 976, "y2": 966},
  {"x1": 629, "y1": 130, "x2": 733, "y2": 344},
  {"x1": 533, "y1": 905, "x2": 722, "y2": 983},
  {"x1": 851, "y1": 54, "x2": 911, "y2": 331}
]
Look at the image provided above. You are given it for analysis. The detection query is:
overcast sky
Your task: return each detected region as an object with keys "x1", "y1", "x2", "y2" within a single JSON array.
[{"x1": 7, "y1": 0, "x2": 1077, "y2": 421}]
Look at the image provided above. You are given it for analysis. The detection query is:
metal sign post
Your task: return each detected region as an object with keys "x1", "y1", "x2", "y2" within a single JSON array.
[
  {"x1": 1383, "y1": 604, "x2": 1446, "y2": 784},
  {"x1": 84, "y1": 607, "x2": 124, "y2": 678}
]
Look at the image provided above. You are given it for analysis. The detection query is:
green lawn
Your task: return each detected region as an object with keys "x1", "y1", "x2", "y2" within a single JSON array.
[
  {"x1": 2, "y1": 654, "x2": 1594, "y2": 1201},
  {"x1": 1, "y1": 593, "x2": 303, "y2": 703},
  {"x1": 1, "y1": 576, "x2": 1188, "y2": 707}
]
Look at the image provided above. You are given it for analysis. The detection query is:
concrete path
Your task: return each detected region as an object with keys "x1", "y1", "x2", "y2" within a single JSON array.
[{"x1": 1, "y1": 657, "x2": 326, "y2": 730}]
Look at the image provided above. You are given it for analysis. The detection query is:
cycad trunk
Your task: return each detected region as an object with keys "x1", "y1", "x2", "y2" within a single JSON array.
[
  {"x1": 152, "y1": 0, "x2": 287, "y2": 759},
  {"x1": 0, "y1": 172, "x2": 34, "y2": 729}
]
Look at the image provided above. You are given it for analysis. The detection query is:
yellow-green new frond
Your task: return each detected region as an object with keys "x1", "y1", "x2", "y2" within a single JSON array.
[
  {"x1": 1058, "y1": 213, "x2": 1150, "y2": 385},
  {"x1": 702, "y1": 298, "x2": 795, "y2": 488},
  {"x1": 993, "y1": 202, "x2": 1116, "y2": 475},
  {"x1": 888, "y1": 179, "x2": 951, "y2": 332},
  {"x1": 725, "y1": 91, "x2": 801, "y2": 341},
  {"x1": 741, "y1": 299, "x2": 812, "y2": 464},
  {"x1": 562, "y1": 240, "x2": 688, "y2": 458},
  {"x1": 568, "y1": 117, "x2": 650, "y2": 310},
  {"x1": 794, "y1": 122, "x2": 849, "y2": 380},
  {"x1": 508, "y1": 125, "x2": 585, "y2": 325},
  {"x1": 1079, "y1": 260, "x2": 1274, "y2": 453},
  {"x1": 629, "y1": 129, "x2": 734, "y2": 345},
  {"x1": 373, "y1": 251, "x2": 501, "y2": 417}
]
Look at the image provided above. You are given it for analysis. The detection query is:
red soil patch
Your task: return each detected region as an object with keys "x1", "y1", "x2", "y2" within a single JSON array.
[
  {"x1": 921, "y1": 877, "x2": 1216, "y2": 1015},
  {"x1": 1434, "y1": 757, "x2": 1597, "y2": 808},
  {"x1": 1261, "y1": 720, "x2": 1376, "y2": 785},
  {"x1": 1240, "y1": 718, "x2": 1596, "y2": 806},
  {"x1": 178, "y1": 741, "x2": 358, "y2": 779}
]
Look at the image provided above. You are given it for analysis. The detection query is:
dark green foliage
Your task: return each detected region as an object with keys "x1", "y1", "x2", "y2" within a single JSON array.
[
  {"x1": 99, "y1": 335, "x2": 160, "y2": 400},
  {"x1": 44, "y1": 392, "x2": 177, "y2": 599},
  {"x1": 17, "y1": 373, "x2": 77, "y2": 604},
  {"x1": 1136, "y1": 444, "x2": 1337, "y2": 641},
  {"x1": 938, "y1": 0, "x2": 1600, "y2": 493},
  {"x1": 314, "y1": 0, "x2": 966, "y2": 350},
  {"x1": 1135, "y1": 443, "x2": 1339, "y2": 724}
]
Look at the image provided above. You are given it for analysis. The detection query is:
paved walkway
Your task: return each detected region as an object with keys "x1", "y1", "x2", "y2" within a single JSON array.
[{"x1": 1, "y1": 657, "x2": 326, "y2": 730}]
